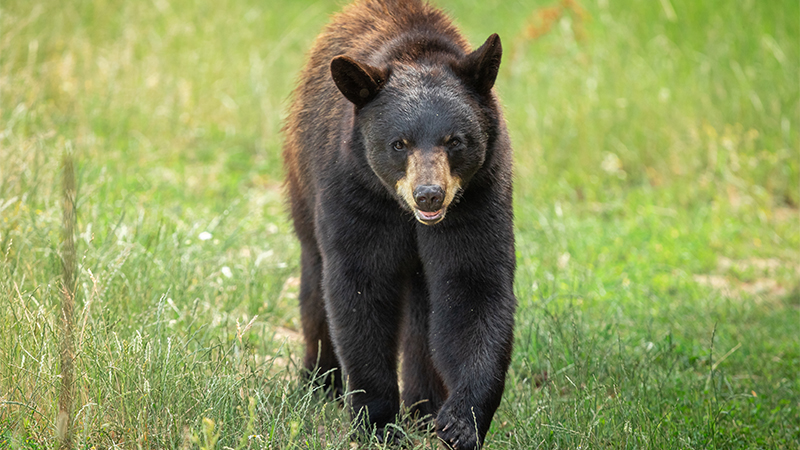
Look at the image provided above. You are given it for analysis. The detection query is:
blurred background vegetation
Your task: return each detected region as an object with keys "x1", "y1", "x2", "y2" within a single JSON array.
[{"x1": 1, "y1": 0, "x2": 797, "y2": 448}]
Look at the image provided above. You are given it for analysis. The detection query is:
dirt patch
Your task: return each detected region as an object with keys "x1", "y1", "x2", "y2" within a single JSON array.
[
  {"x1": 774, "y1": 207, "x2": 798, "y2": 223},
  {"x1": 716, "y1": 256, "x2": 781, "y2": 273},
  {"x1": 693, "y1": 256, "x2": 797, "y2": 302},
  {"x1": 274, "y1": 325, "x2": 303, "y2": 344}
]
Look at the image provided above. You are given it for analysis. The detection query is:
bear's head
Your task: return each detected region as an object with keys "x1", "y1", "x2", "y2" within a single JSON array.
[{"x1": 331, "y1": 34, "x2": 502, "y2": 225}]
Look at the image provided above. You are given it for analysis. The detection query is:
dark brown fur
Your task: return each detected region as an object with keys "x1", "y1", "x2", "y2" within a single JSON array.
[{"x1": 283, "y1": 1, "x2": 515, "y2": 448}]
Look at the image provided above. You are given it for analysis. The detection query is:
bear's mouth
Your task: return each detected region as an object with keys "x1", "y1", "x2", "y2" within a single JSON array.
[{"x1": 414, "y1": 208, "x2": 444, "y2": 225}]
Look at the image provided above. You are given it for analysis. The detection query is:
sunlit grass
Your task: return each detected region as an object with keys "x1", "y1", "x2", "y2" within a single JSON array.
[{"x1": 1, "y1": 0, "x2": 798, "y2": 448}]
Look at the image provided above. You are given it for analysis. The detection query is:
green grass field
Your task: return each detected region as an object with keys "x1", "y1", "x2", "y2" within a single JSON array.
[{"x1": 1, "y1": 0, "x2": 798, "y2": 448}]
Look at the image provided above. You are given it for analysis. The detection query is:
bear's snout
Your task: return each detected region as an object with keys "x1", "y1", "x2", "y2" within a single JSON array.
[
  {"x1": 394, "y1": 149, "x2": 462, "y2": 225},
  {"x1": 414, "y1": 185, "x2": 444, "y2": 212}
]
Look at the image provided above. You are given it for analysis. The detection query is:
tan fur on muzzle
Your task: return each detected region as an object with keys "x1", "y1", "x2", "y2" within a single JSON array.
[{"x1": 395, "y1": 149, "x2": 461, "y2": 225}]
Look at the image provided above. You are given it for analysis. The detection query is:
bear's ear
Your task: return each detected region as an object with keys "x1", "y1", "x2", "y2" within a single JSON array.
[
  {"x1": 453, "y1": 33, "x2": 502, "y2": 96},
  {"x1": 331, "y1": 56, "x2": 387, "y2": 108}
]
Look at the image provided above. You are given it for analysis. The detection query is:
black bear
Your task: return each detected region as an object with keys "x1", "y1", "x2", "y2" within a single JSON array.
[{"x1": 282, "y1": 0, "x2": 515, "y2": 448}]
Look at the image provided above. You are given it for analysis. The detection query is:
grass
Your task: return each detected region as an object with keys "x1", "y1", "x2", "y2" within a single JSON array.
[{"x1": 1, "y1": 0, "x2": 798, "y2": 448}]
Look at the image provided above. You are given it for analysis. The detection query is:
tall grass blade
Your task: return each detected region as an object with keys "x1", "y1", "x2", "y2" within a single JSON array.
[{"x1": 57, "y1": 148, "x2": 77, "y2": 449}]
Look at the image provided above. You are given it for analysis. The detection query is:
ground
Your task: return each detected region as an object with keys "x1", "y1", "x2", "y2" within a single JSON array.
[{"x1": 0, "y1": 0, "x2": 798, "y2": 448}]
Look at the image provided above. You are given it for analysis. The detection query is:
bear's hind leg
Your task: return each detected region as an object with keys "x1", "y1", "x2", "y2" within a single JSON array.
[
  {"x1": 298, "y1": 243, "x2": 342, "y2": 395},
  {"x1": 401, "y1": 267, "x2": 447, "y2": 424}
]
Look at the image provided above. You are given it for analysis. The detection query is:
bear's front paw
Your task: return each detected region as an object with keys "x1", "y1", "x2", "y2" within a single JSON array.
[{"x1": 435, "y1": 406, "x2": 481, "y2": 450}]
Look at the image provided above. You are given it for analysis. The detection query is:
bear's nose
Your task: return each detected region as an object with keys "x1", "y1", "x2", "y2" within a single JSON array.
[{"x1": 413, "y1": 185, "x2": 445, "y2": 212}]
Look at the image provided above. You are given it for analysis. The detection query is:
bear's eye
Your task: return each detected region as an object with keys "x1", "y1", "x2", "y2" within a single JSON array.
[
  {"x1": 391, "y1": 140, "x2": 406, "y2": 151},
  {"x1": 447, "y1": 138, "x2": 462, "y2": 149}
]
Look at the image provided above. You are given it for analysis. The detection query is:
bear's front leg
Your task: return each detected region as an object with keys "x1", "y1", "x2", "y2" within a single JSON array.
[
  {"x1": 417, "y1": 203, "x2": 516, "y2": 449},
  {"x1": 316, "y1": 196, "x2": 415, "y2": 437}
]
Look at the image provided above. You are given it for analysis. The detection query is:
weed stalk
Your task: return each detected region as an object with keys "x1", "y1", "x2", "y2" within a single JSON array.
[{"x1": 57, "y1": 148, "x2": 77, "y2": 449}]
